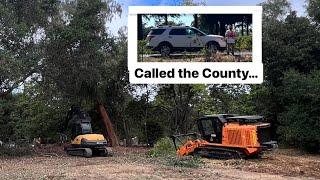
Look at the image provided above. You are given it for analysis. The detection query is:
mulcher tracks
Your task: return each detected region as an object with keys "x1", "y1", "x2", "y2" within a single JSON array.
[{"x1": 194, "y1": 146, "x2": 245, "y2": 159}]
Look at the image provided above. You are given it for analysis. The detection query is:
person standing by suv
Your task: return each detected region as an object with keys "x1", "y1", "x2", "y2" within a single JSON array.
[{"x1": 225, "y1": 25, "x2": 236, "y2": 55}]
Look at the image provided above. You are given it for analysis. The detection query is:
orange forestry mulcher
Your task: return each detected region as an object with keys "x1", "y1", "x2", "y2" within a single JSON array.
[{"x1": 171, "y1": 115, "x2": 278, "y2": 159}]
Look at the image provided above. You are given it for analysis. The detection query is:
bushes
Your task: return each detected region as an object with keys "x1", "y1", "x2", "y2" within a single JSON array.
[
  {"x1": 277, "y1": 70, "x2": 320, "y2": 152},
  {"x1": 138, "y1": 40, "x2": 148, "y2": 61},
  {"x1": 11, "y1": 93, "x2": 67, "y2": 142},
  {"x1": 147, "y1": 137, "x2": 175, "y2": 157},
  {"x1": 145, "y1": 120, "x2": 164, "y2": 147},
  {"x1": 235, "y1": 36, "x2": 252, "y2": 51},
  {"x1": 138, "y1": 40, "x2": 156, "y2": 61}
]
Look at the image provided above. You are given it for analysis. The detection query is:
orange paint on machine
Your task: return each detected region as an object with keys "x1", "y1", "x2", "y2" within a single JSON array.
[{"x1": 172, "y1": 115, "x2": 277, "y2": 159}]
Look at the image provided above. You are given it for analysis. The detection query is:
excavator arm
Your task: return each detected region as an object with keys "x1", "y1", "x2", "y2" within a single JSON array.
[{"x1": 98, "y1": 104, "x2": 119, "y2": 147}]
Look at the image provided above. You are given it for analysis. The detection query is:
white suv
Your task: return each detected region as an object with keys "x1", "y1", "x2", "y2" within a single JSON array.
[{"x1": 146, "y1": 26, "x2": 226, "y2": 56}]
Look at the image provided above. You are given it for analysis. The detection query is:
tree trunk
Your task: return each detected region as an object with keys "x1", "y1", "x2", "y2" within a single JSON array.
[
  {"x1": 214, "y1": 23, "x2": 218, "y2": 34},
  {"x1": 193, "y1": 14, "x2": 198, "y2": 28},
  {"x1": 98, "y1": 103, "x2": 119, "y2": 146},
  {"x1": 221, "y1": 23, "x2": 227, "y2": 36},
  {"x1": 138, "y1": 14, "x2": 143, "y2": 40},
  {"x1": 241, "y1": 20, "x2": 244, "y2": 36},
  {"x1": 122, "y1": 117, "x2": 131, "y2": 146},
  {"x1": 164, "y1": 15, "x2": 168, "y2": 25}
]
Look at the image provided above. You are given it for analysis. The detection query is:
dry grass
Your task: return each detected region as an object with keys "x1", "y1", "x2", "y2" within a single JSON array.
[
  {"x1": 142, "y1": 52, "x2": 252, "y2": 62},
  {"x1": 203, "y1": 149, "x2": 320, "y2": 179},
  {"x1": 0, "y1": 147, "x2": 319, "y2": 179}
]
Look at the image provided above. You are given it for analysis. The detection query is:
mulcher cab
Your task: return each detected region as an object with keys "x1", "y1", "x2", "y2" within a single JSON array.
[
  {"x1": 171, "y1": 114, "x2": 277, "y2": 159},
  {"x1": 63, "y1": 106, "x2": 109, "y2": 157}
]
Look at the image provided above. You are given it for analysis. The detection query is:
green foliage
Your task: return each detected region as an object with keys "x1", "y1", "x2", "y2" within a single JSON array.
[
  {"x1": 251, "y1": 0, "x2": 320, "y2": 152},
  {"x1": 247, "y1": 85, "x2": 279, "y2": 124},
  {"x1": 260, "y1": 0, "x2": 290, "y2": 21},
  {"x1": 0, "y1": 0, "x2": 127, "y2": 145},
  {"x1": 0, "y1": 84, "x2": 71, "y2": 141},
  {"x1": 147, "y1": 137, "x2": 175, "y2": 157},
  {"x1": 145, "y1": 121, "x2": 164, "y2": 146},
  {"x1": 154, "y1": 84, "x2": 207, "y2": 134},
  {"x1": 235, "y1": 36, "x2": 252, "y2": 51},
  {"x1": 13, "y1": 93, "x2": 67, "y2": 140},
  {"x1": 263, "y1": 11, "x2": 320, "y2": 86},
  {"x1": 138, "y1": 40, "x2": 156, "y2": 61},
  {"x1": 0, "y1": 1, "x2": 49, "y2": 98},
  {"x1": 277, "y1": 70, "x2": 320, "y2": 152},
  {"x1": 0, "y1": 92, "x2": 63, "y2": 142},
  {"x1": 0, "y1": 96, "x2": 17, "y2": 141},
  {"x1": 1, "y1": 0, "x2": 320, "y2": 155},
  {"x1": 44, "y1": 0, "x2": 122, "y2": 103},
  {"x1": 307, "y1": 0, "x2": 320, "y2": 24},
  {"x1": 208, "y1": 84, "x2": 255, "y2": 115}
]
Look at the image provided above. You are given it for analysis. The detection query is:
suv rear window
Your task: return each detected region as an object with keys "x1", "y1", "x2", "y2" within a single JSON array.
[
  {"x1": 149, "y1": 29, "x2": 165, "y2": 35},
  {"x1": 169, "y1": 28, "x2": 186, "y2": 35}
]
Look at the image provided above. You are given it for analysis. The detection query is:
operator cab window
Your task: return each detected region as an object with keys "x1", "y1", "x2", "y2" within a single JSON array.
[
  {"x1": 169, "y1": 28, "x2": 186, "y2": 35},
  {"x1": 81, "y1": 122, "x2": 92, "y2": 134},
  {"x1": 201, "y1": 119, "x2": 215, "y2": 135}
]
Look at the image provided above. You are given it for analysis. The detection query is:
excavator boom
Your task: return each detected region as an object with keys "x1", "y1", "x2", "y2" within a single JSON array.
[{"x1": 98, "y1": 104, "x2": 119, "y2": 146}]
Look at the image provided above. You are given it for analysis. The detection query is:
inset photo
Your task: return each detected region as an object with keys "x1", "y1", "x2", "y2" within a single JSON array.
[
  {"x1": 138, "y1": 14, "x2": 252, "y2": 62},
  {"x1": 128, "y1": 6, "x2": 262, "y2": 84}
]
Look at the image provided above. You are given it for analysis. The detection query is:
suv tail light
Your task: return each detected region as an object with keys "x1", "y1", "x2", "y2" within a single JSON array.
[{"x1": 146, "y1": 35, "x2": 155, "y2": 41}]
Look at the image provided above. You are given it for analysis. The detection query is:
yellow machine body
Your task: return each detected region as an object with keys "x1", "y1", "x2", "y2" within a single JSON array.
[{"x1": 71, "y1": 134, "x2": 106, "y2": 145}]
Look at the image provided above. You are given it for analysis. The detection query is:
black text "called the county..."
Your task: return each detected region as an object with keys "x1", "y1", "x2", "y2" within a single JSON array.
[{"x1": 135, "y1": 68, "x2": 175, "y2": 78}]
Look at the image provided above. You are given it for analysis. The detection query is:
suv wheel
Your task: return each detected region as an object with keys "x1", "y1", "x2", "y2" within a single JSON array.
[
  {"x1": 159, "y1": 43, "x2": 171, "y2": 57},
  {"x1": 207, "y1": 42, "x2": 218, "y2": 55}
]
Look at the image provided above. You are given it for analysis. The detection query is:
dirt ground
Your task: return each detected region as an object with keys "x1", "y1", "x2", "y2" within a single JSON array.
[{"x1": 0, "y1": 147, "x2": 319, "y2": 180}]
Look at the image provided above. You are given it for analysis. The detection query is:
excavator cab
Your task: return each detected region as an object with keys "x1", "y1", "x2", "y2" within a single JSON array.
[
  {"x1": 64, "y1": 106, "x2": 109, "y2": 157},
  {"x1": 70, "y1": 116, "x2": 92, "y2": 139}
]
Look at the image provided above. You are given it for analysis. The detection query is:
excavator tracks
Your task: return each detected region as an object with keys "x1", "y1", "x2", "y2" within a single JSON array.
[
  {"x1": 66, "y1": 147, "x2": 93, "y2": 158},
  {"x1": 92, "y1": 147, "x2": 109, "y2": 157},
  {"x1": 65, "y1": 147, "x2": 109, "y2": 158},
  {"x1": 193, "y1": 146, "x2": 245, "y2": 159}
]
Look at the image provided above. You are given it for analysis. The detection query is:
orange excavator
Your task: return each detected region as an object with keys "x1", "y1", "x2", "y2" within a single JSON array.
[{"x1": 171, "y1": 114, "x2": 277, "y2": 159}]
